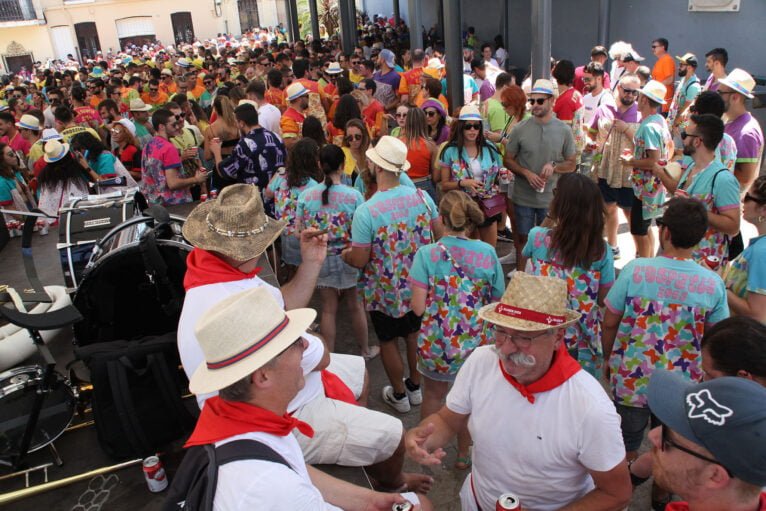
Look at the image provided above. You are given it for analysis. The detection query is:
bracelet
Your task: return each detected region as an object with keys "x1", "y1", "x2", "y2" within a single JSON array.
[{"x1": 458, "y1": 179, "x2": 463, "y2": 188}]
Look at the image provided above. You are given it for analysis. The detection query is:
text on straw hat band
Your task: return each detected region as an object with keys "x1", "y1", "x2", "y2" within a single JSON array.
[
  {"x1": 206, "y1": 215, "x2": 270, "y2": 237},
  {"x1": 494, "y1": 303, "x2": 566, "y2": 326},
  {"x1": 206, "y1": 316, "x2": 290, "y2": 370}
]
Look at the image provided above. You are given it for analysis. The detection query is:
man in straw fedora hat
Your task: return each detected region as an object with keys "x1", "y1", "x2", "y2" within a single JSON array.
[
  {"x1": 343, "y1": 136, "x2": 442, "y2": 415},
  {"x1": 405, "y1": 272, "x2": 631, "y2": 511},
  {"x1": 175, "y1": 287, "x2": 429, "y2": 510},
  {"x1": 179, "y1": 183, "x2": 433, "y2": 494}
]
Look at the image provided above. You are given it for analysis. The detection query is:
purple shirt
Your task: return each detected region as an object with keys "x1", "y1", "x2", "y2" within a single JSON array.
[
  {"x1": 589, "y1": 102, "x2": 641, "y2": 130},
  {"x1": 725, "y1": 112, "x2": 764, "y2": 164},
  {"x1": 704, "y1": 74, "x2": 720, "y2": 92},
  {"x1": 372, "y1": 69, "x2": 401, "y2": 106},
  {"x1": 479, "y1": 79, "x2": 495, "y2": 102}
]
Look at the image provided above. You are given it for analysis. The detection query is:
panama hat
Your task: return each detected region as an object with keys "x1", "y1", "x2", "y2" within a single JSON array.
[
  {"x1": 458, "y1": 105, "x2": 482, "y2": 121},
  {"x1": 129, "y1": 98, "x2": 152, "y2": 112},
  {"x1": 182, "y1": 183, "x2": 287, "y2": 262},
  {"x1": 325, "y1": 62, "x2": 343, "y2": 74},
  {"x1": 41, "y1": 128, "x2": 62, "y2": 142},
  {"x1": 15, "y1": 114, "x2": 41, "y2": 131},
  {"x1": 530, "y1": 79, "x2": 555, "y2": 96},
  {"x1": 189, "y1": 287, "x2": 316, "y2": 395},
  {"x1": 478, "y1": 272, "x2": 579, "y2": 331},
  {"x1": 426, "y1": 57, "x2": 444, "y2": 70},
  {"x1": 161, "y1": 68, "x2": 174, "y2": 77},
  {"x1": 639, "y1": 80, "x2": 667, "y2": 105},
  {"x1": 43, "y1": 140, "x2": 71, "y2": 163},
  {"x1": 285, "y1": 82, "x2": 309, "y2": 101},
  {"x1": 365, "y1": 136, "x2": 411, "y2": 175},
  {"x1": 176, "y1": 57, "x2": 192, "y2": 68},
  {"x1": 718, "y1": 68, "x2": 755, "y2": 99}
]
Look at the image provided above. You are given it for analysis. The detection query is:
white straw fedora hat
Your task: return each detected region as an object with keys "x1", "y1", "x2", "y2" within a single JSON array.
[
  {"x1": 189, "y1": 287, "x2": 316, "y2": 395},
  {"x1": 365, "y1": 135, "x2": 411, "y2": 174},
  {"x1": 43, "y1": 139, "x2": 71, "y2": 163},
  {"x1": 718, "y1": 68, "x2": 755, "y2": 99},
  {"x1": 639, "y1": 80, "x2": 667, "y2": 105},
  {"x1": 478, "y1": 272, "x2": 580, "y2": 331},
  {"x1": 325, "y1": 62, "x2": 343, "y2": 74}
]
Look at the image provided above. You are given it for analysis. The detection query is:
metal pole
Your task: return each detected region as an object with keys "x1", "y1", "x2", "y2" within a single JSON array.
[
  {"x1": 443, "y1": 0, "x2": 462, "y2": 111},
  {"x1": 285, "y1": 0, "x2": 300, "y2": 42},
  {"x1": 597, "y1": 0, "x2": 611, "y2": 47},
  {"x1": 347, "y1": 0, "x2": 358, "y2": 49},
  {"x1": 408, "y1": 0, "x2": 422, "y2": 53},
  {"x1": 503, "y1": 0, "x2": 511, "y2": 70},
  {"x1": 393, "y1": 0, "x2": 400, "y2": 25},
  {"x1": 308, "y1": 0, "x2": 321, "y2": 42},
  {"x1": 530, "y1": 0, "x2": 552, "y2": 80},
  {"x1": 339, "y1": 0, "x2": 354, "y2": 54}
]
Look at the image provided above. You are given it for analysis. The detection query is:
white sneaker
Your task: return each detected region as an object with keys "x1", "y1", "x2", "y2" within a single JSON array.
[
  {"x1": 497, "y1": 251, "x2": 516, "y2": 265},
  {"x1": 382, "y1": 386, "x2": 411, "y2": 413},
  {"x1": 405, "y1": 381, "x2": 422, "y2": 406}
]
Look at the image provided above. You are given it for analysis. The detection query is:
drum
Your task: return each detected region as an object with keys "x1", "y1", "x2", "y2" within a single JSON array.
[
  {"x1": 57, "y1": 191, "x2": 141, "y2": 289},
  {"x1": 0, "y1": 365, "x2": 77, "y2": 457},
  {"x1": 73, "y1": 214, "x2": 191, "y2": 346}
]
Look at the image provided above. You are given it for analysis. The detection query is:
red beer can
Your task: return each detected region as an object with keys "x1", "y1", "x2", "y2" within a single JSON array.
[
  {"x1": 392, "y1": 502, "x2": 413, "y2": 511},
  {"x1": 621, "y1": 148, "x2": 632, "y2": 158},
  {"x1": 497, "y1": 492, "x2": 521, "y2": 510},
  {"x1": 143, "y1": 455, "x2": 168, "y2": 492},
  {"x1": 200, "y1": 194, "x2": 208, "y2": 202},
  {"x1": 210, "y1": 189, "x2": 219, "y2": 199},
  {"x1": 705, "y1": 255, "x2": 721, "y2": 271},
  {"x1": 657, "y1": 159, "x2": 668, "y2": 166}
]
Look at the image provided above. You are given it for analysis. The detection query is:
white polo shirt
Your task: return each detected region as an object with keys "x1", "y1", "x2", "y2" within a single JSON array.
[{"x1": 447, "y1": 346, "x2": 625, "y2": 511}]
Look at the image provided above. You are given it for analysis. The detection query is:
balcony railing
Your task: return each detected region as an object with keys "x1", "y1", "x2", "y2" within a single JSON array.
[{"x1": 0, "y1": 0, "x2": 40, "y2": 23}]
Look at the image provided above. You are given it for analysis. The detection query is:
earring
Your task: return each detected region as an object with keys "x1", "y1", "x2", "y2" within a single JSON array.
[{"x1": 759, "y1": 215, "x2": 765, "y2": 224}]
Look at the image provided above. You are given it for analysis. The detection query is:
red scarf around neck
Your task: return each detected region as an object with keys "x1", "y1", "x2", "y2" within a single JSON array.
[
  {"x1": 183, "y1": 248, "x2": 262, "y2": 291},
  {"x1": 185, "y1": 396, "x2": 314, "y2": 447},
  {"x1": 498, "y1": 344, "x2": 582, "y2": 404}
]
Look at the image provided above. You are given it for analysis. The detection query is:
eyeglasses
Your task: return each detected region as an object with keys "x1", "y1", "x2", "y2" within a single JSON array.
[
  {"x1": 351, "y1": 60, "x2": 360, "y2": 65},
  {"x1": 462, "y1": 123, "x2": 482, "y2": 131},
  {"x1": 174, "y1": 113, "x2": 184, "y2": 120},
  {"x1": 494, "y1": 328, "x2": 551, "y2": 349},
  {"x1": 680, "y1": 131, "x2": 700, "y2": 141},
  {"x1": 528, "y1": 98, "x2": 547, "y2": 105},
  {"x1": 345, "y1": 133, "x2": 363, "y2": 142},
  {"x1": 744, "y1": 192, "x2": 766, "y2": 205},
  {"x1": 621, "y1": 88, "x2": 640, "y2": 95},
  {"x1": 259, "y1": 61, "x2": 270, "y2": 67},
  {"x1": 651, "y1": 45, "x2": 661, "y2": 49},
  {"x1": 660, "y1": 425, "x2": 732, "y2": 477},
  {"x1": 424, "y1": 109, "x2": 438, "y2": 117},
  {"x1": 149, "y1": 88, "x2": 159, "y2": 92},
  {"x1": 395, "y1": 112, "x2": 408, "y2": 118}
]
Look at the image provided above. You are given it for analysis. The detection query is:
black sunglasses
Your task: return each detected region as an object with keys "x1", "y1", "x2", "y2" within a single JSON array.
[
  {"x1": 424, "y1": 110, "x2": 438, "y2": 117},
  {"x1": 744, "y1": 192, "x2": 766, "y2": 205},
  {"x1": 528, "y1": 98, "x2": 547, "y2": 105},
  {"x1": 621, "y1": 88, "x2": 640, "y2": 95},
  {"x1": 680, "y1": 131, "x2": 700, "y2": 141},
  {"x1": 661, "y1": 425, "x2": 732, "y2": 477},
  {"x1": 462, "y1": 123, "x2": 482, "y2": 131},
  {"x1": 345, "y1": 134, "x2": 363, "y2": 142}
]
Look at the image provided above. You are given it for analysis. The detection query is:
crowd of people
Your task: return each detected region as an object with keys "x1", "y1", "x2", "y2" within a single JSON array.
[{"x1": 1, "y1": 17, "x2": 765, "y2": 511}]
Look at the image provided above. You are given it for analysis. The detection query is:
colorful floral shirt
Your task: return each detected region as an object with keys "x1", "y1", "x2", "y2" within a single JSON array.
[
  {"x1": 678, "y1": 159, "x2": 740, "y2": 266},
  {"x1": 440, "y1": 144, "x2": 502, "y2": 200},
  {"x1": 296, "y1": 183, "x2": 364, "y2": 255},
  {"x1": 523, "y1": 227, "x2": 615, "y2": 377},
  {"x1": 717, "y1": 133, "x2": 738, "y2": 171},
  {"x1": 267, "y1": 174, "x2": 317, "y2": 236},
  {"x1": 589, "y1": 103, "x2": 641, "y2": 189},
  {"x1": 605, "y1": 256, "x2": 729, "y2": 408},
  {"x1": 723, "y1": 235, "x2": 766, "y2": 303},
  {"x1": 631, "y1": 113, "x2": 672, "y2": 220},
  {"x1": 351, "y1": 185, "x2": 438, "y2": 317},
  {"x1": 139, "y1": 136, "x2": 189, "y2": 206},
  {"x1": 409, "y1": 236, "x2": 505, "y2": 376},
  {"x1": 667, "y1": 74, "x2": 701, "y2": 128}
]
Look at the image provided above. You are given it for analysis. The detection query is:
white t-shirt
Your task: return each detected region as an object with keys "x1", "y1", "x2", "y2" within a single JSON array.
[
  {"x1": 177, "y1": 277, "x2": 324, "y2": 411},
  {"x1": 214, "y1": 431, "x2": 341, "y2": 511},
  {"x1": 582, "y1": 89, "x2": 616, "y2": 126},
  {"x1": 494, "y1": 48, "x2": 508, "y2": 69},
  {"x1": 257, "y1": 103, "x2": 282, "y2": 138},
  {"x1": 447, "y1": 346, "x2": 626, "y2": 511}
]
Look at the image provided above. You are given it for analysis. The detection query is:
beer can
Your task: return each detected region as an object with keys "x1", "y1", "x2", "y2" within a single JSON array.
[
  {"x1": 704, "y1": 255, "x2": 721, "y2": 271},
  {"x1": 143, "y1": 456, "x2": 168, "y2": 492},
  {"x1": 392, "y1": 502, "x2": 413, "y2": 511},
  {"x1": 200, "y1": 193, "x2": 208, "y2": 202},
  {"x1": 499, "y1": 167, "x2": 511, "y2": 185},
  {"x1": 657, "y1": 159, "x2": 668, "y2": 167},
  {"x1": 621, "y1": 148, "x2": 633, "y2": 160},
  {"x1": 210, "y1": 189, "x2": 219, "y2": 199},
  {"x1": 496, "y1": 492, "x2": 521, "y2": 510}
]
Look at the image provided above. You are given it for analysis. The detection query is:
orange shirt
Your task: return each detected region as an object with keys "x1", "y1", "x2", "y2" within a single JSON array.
[
  {"x1": 265, "y1": 87, "x2": 287, "y2": 112},
  {"x1": 188, "y1": 85, "x2": 206, "y2": 101},
  {"x1": 403, "y1": 137, "x2": 432, "y2": 179},
  {"x1": 141, "y1": 91, "x2": 169, "y2": 107},
  {"x1": 280, "y1": 107, "x2": 305, "y2": 140},
  {"x1": 398, "y1": 67, "x2": 424, "y2": 99},
  {"x1": 652, "y1": 54, "x2": 675, "y2": 112},
  {"x1": 89, "y1": 93, "x2": 106, "y2": 110},
  {"x1": 160, "y1": 81, "x2": 177, "y2": 96},
  {"x1": 414, "y1": 92, "x2": 449, "y2": 112}
]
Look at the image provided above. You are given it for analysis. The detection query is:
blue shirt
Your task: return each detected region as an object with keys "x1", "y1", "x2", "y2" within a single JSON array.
[{"x1": 297, "y1": 183, "x2": 364, "y2": 255}]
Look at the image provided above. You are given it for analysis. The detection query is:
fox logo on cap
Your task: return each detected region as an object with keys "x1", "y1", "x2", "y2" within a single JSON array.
[{"x1": 686, "y1": 389, "x2": 734, "y2": 426}]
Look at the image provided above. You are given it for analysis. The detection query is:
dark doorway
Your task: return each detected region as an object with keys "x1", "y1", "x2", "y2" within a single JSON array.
[
  {"x1": 238, "y1": 0, "x2": 260, "y2": 32},
  {"x1": 74, "y1": 22, "x2": 101, "y2": 60},
  {"x1": 3, "y1": 54, "x2": 33, "y2": 74},
  {"x1": 171, "y1": 12, "x2": 195, "y2": 45}
]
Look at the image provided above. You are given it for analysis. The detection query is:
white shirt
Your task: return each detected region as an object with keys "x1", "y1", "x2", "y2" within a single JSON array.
[
  {"x1": 257, "y1": 103, "x2": 282, "y2": 138},
  {"x1": 582, "y1": 88, "x2": 616, "y2": 126},
  {"x1": 494, "y1": 48, "x2": 508, "y2": 69},
  {"x1": 214, "y1": 431, "x2": 341, "y2": 510},
  {"x1": 447, "y1": 346, "x2": 626, "y2": 511},
  {"x1": 177, "y1": 277, "x2": 324, "y2": 411}
]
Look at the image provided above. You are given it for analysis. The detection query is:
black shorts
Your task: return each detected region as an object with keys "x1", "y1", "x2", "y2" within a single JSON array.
[
  {"x1": 478, "y1": 213, "x2": 502, "y2": 228},
  {"x1": 630, "y1": 196, "x2": 653, "y2": 236},
  {"x1": 598, "y1": 179, "x2": 634, "y2": 210},
  {"x1": 369, "y1": 310, "x2": 422, "y2": 342}
]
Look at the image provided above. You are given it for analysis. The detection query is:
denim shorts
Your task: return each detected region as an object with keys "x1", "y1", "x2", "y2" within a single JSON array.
[
  {"x1": 316, "y1": 253, "x2": 359, "y2": 290},
  {"x1": 514, "y1": 204, "x2": 548, "y2": 236},
  {"x1": 280, "y1": 232, "x2": 302, "y2": 266},
  {"x1": 615, "y1": 403, "x2": 660, "y2": 452}
]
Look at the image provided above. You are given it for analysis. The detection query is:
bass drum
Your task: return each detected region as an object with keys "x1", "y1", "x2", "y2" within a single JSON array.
[
  {"x1": 73, "y1": 215, "x2": 190, "y2": 345},
  {"x1": 0, "y1": 366, "x2": 77, "y2": 457}
]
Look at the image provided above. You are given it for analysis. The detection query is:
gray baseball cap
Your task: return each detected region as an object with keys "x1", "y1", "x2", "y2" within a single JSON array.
[{"x1": 648, "y1": 370, "x2": 766, "y2": 487}]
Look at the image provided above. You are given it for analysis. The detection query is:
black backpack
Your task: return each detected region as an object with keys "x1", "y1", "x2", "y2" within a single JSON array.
[
  {"x1": 163, "y1": 440, "x2": 293, "y2": 511},
  {"x1": 74, "y1": 334, "x2": 197, "y2": 459}
]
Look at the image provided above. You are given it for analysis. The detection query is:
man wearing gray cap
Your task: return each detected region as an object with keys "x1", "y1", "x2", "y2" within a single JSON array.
[
  {"x1": 373, "y1": 49, "x2": 401, "y2": 111},
  {"x1": 647, "y1": 370, "x2": 766, "y2": 510}
]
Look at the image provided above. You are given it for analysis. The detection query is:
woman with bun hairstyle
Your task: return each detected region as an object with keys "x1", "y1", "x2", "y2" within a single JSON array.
[
  {"x1": 409, "y1": 190, "x2": 505, "y2": 470},
  {"x1": 296, "y1": 144, "x2": 378, "y2": 359}
]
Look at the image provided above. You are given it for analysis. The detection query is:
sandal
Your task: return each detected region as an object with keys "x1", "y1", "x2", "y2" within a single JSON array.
[
  {"x1": 454, "y1": 456, "x2": 472, "y2": 470},
  {"x1": 362, "y1": 345, "x2": 380, "y2": 361}
]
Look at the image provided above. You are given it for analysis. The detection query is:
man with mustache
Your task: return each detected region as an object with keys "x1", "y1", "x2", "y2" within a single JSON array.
[
  {"x1": 405, "y1": 272, "x2": 631, "y2": 511},
  {"x1": 667, "y1": 53, "x2": 702, "y2": 139}
]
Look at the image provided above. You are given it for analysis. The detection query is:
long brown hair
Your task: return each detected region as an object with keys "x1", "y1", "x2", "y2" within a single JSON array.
[{"x1": 548, "y1": 173, "x2": 605, "y2": 268}]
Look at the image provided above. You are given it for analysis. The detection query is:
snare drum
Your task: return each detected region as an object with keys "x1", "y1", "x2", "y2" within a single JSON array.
[{"x1": 0, "y1": 365, "x2": 77, "y2": 457}]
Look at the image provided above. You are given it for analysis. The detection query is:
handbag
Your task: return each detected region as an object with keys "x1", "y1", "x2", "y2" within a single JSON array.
[{"x1": 477, "y1": 193, "x2": 505, "y2": 218}]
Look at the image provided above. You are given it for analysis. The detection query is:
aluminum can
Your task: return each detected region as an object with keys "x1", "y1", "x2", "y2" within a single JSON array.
[
  {"x1": 200, "y1": 194, "x2": 208, "y2": 202},
  {"x1": 392, "y1": 503, "x2": 413, "y2": 511},
  {"x1": 143, "y1": 456, "x2": 168, "y2": 492},
  {"x1": 496, "y1": 492, "x2": 521, "y2": 510},
  {"x1": 657, "y1": 159, "x2": 668, "y2": 167},
  {"x1": 622, "y1": 148, "x2": 633, "y2": 158},
  {"x1": 705, "y1": 255, "x2": 721, "y2": 271},
  {"x1": 499, "y1": 167, "x2": 511, "y2": 185},
  {"x1": 210, "y1": 189, "x2": 219, "y2": 199}
]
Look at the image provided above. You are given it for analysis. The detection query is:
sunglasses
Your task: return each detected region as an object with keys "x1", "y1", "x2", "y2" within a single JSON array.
[
  {"x1": 259, "y1": 61, "x2": 270, "y2": 67},
  {"x1": 651, "y1": 45, "x2": 660, "y2": 49},
  {"x1": 528, "y1": 98, "x2": 547, "y2": 105},
  {"x1": 345, "y1": 134, "x2": 363, "y2": 142},
  {"x1": 621, "y1": 88, "x2": 639, "y2": 95},
  {"x1": 462, "y1": 123, "x2": 482, "y2": 131},
  {"x1": 660, "y1": 424, "x2": 732, "y2": 477},
  {"x1": 351, "y1": 60, "x2": 360, "y2": 65},
  {"x1": 424, "y1": 110, "x2": 438, "y2": 117},
  {"x1": 395, "y1": 113, "x2": 408, "y2": 118},
  {"x1": 149, "y1": 88, "x2": 159, "y2": 92},
  {"x1": 203, "y1": 80, "x2": 213, "y2": 85},
  {"x1": 744, "y1": 192, "x2": 766, "y2": 204},
  {"x1": 680, "y1": 131, "x2": 699, "y2": 141}
]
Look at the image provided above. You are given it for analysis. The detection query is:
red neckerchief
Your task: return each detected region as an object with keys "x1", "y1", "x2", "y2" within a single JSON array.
[
  {"x1": 498, "y1": 344, "x2": 582, "y2": 403},
  {"x1": 183, "y1": 248, "x2": 261, "y2": 291},
  {"x1": 185, "y1": 396, "x2": 314, "y2": 447}
]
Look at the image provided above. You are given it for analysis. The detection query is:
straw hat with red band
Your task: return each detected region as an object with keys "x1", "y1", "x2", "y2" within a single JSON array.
[
  {"x1": 189, "y1": 286, "x2": 316, "y2": 395},
  {"x1": 478, "y1": 272, "x2": 580, "y2": 331}
]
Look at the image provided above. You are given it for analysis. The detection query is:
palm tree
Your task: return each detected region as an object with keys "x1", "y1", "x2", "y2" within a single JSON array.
[{"x1": 297, "y1": 0, "x2": 360, "y2": 40}]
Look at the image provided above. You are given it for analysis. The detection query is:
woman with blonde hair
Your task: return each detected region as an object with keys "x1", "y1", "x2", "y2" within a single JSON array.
[
  {"x1": 203, "y1": 95, "x2": 239, "y2": 190},
  {"x1": 410, "y1": 190, "x2": 505, "y2": 470},
  {"x1": 400, "y1": 107, "x2": 438, "y2": 201}
]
